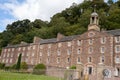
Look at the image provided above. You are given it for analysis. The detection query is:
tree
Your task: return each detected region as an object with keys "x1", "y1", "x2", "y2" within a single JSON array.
[
  {"x1": 16, "y1": 53, "x2": 22, "y2": 70},
  {"x1": 107, "y1": 0, "x2": 113, "y2": 5}
]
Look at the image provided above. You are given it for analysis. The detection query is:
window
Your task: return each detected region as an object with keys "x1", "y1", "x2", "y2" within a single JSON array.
[
  {"x1": 57, "y1": 50, "x2": 61, "y2": 56},
  {"x1": 10, "y1": 59, "x2": 12, "y2": 63},
  {"x1": 25, "y1": 58, "x2": 28, "y2": 62},
  {"x1": 3, "y1": 54, "x2": 6, "y2": 58},
  {"x1": 115, "y1": 56, "x2": 120, "y2": 63},
  {"x1": 88, "y1": 47, "x2": 93, "y2": 53},
  {"x1": 68, "y1": 42, "x2": 71, "y2": 47},
  {"x1": 32, "y1": 53, "x2": 35, "y2": 57},
  {"x1": 40, "y1": 52, "x2": 42, "y2": 56},
  {"x1": 77, "y1": 40, "x2": 82, "y2": 46},
  {"x1": 58, "y1": 43, "x2": 62, "y2": 47},
  {"x1": 11, "y1": 53, "x2": 13, "y2": 57},
  {"x1": 88, "y1": 67, "x2": 92, "y2": 75},
  {"x1": 77, "y1": 57, "x2": 81, "y2": 63},
  {"x1": 88, "y1": 57, "x2": 92, "y2": 63},
  {"x1": 28, "y1": 46, "x2": 31, "y2": 50},
  {"x1": 77, "y1": 49, "x2": 81, "y2": 54},
  {"x1": 4, "y1": 49, "x2": 7, "y2": 52},
  {"x1": 57, "y1": 57, "x2": 60, "y2": 63},
  {"x1": 47, "y1": 58, "x2": 50, "y2": 64},
  {"x1": 67, "y1": 49, "x2": 71, "y2": 55},
  {"x1": 101, "y1": 37, "x2": 106, "y2": 44},
  {"x1": 2, "y1": 59, "x2": 5, "y2": 63},
  {"x1": 89, "y1": 39, "x2": 93, "y2": 45},
  {"x1": 6, "y1": 59, "x2": 8, "y2": 63},
  {"x1": 7, "y1": 53, "x2": 9, "y2": 57},
  {"x1": 12, "y1": 48, "x2": 14, "y2": 51},
  {"x1": 101, "y1": 46, "x2": 105, "y2": 53},
  {"x1": 115, "y1": 45, "x2": 120, "y2": 53},
  {"x1": 40, "y1": 45, "x2": 43, "y2": 49},
  {"x1": 114, "y1": 68, "x2": 120, "y2": 77},
  {"x1": 8, "y1": 49, "x2": 10, "y2": 52},
  {"x1": 23, "y1": 47, "x2": 25, "y2": 51},
  {"x1": 18, "y1": 48, "x2": 21, "y2": 51},
  {"x1": 115, "y1": 36, "x2": 120, "y2": 43},
  {"x1": 100, "y1": 56, "x2": 105, "y2": 63},
  {"x1": 33, "y1": 45, "x2": 35, "y2": 49},
  {"x1": 67, "y1": 58, "x2": 70, "y2": 63},
  {"x1": 48, "y1": 44, "x2": 51, "y2": 48},
  {"x1": 47, "y1": 49, "x2": 50, "y2": 56}
]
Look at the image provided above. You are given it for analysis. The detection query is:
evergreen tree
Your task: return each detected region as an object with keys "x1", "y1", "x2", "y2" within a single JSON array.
[{"x1": 16, "y1": 53, "x2": 22, "y2": 70}]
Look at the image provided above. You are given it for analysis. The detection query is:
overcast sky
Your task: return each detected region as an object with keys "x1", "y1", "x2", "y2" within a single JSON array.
[
  {"x1": 0, "y1": 0, "x2": 85, "y2": 32},
  {"x1": 0, "y1": 0, "x2": 112, "y2": 32}
]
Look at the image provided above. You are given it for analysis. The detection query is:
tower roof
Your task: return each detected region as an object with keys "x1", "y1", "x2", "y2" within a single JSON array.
[{"x1": 91, "y1": 12, "x2": 98, "y2": 16}]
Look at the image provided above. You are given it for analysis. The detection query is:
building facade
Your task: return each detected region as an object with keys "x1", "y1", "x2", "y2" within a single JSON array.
[{"x1": 0, "y1": 12, "x2": 120, "y2": 77}]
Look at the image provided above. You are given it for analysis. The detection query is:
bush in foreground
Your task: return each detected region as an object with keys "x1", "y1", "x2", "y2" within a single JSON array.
[{"x1": 33, "y1": 63, "x2": 46, "y2": 75}]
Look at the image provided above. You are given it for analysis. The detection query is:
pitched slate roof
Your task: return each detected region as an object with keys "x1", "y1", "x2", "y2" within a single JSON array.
[
  {"x1": 106, "y1": 29, "x2": 120, "y2": 36},
  {"x1": 40, "y1": 35, "x2": 78, "y2": 44},
  {"x1": 40, "y1": 38, "x2": 56, "y2": 44}
]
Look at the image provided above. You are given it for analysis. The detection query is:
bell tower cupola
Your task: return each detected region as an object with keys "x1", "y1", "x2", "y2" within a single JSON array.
[{"x1": 88, "y1": 11, "x2": 100, "y2": 31}]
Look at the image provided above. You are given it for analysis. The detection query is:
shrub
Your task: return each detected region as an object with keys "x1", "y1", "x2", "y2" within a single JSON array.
[
  {"x1": 34, "y1": 63, "x2": 46, "y2": 69},
  {"x1": 33, "y1": 63, "x2": 46, "y2": 75},
  {"x1": 70, "y1": 65, "x2": 76, "y2": 69},
  {"x1": 4, "y1": 66, "x2": 10, "y2": 71},
  {"x1": 16, "y1": 53, "x2": 22, "y2": 70},
  {"x1": 21, "y1": 62, "x2": 28, "y2": 70},
  {"x1": 10, "y1": 64, "x2": 17, "y2": 70},
  {"x1": 0, "y1": 63, "x2": 5, "y2": 69}
]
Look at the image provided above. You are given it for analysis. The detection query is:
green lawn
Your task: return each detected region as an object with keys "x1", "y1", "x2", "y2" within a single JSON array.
[{"x1": 0, "y1": 70, "x2": 61, "y2": 80}]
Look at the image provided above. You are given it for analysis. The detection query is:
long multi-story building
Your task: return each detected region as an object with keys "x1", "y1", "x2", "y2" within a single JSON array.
[{"x1": 0, "y1": 12, "x2": 120, "y2": 77}]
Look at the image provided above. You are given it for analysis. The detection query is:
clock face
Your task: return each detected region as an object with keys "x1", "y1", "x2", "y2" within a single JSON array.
[
  {"x1": 103, "y1": 69, "x2": 109, "y2": 76},
  {"x1": 88, "y1": 32, "x2": 95, "y2": 37}
]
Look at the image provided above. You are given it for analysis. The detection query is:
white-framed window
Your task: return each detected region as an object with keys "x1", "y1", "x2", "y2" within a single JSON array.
[
  {"x1": 26, "y1": 53, "x2": 29, "y2": 56},
  {"x1": 47, "y1": 58, "x2": 50, "y2": 64},
  {"x1": 10, "y1": 59, "x2": 12, "y2": 63},
  {"x1": 57, "y1": 50, "x2": 61, "y2": 56},
  {"x1": 77, "y1": 57, "x2": 81, "y2": 63},
  {"x1": 115, "y1": 36, "x2": 120, "y2": 43},
  {"x1": 11, "y1": 53, "x2": 13, "y2": 57},
  {"x1": 12, "y1": 48, "x2": 14, "y2": 51},
  {"x1": 67, "y1": 57, "x2": 70, "y2": 63},
  {"x1": 100, "y1": 56, "x2": 105, "y2": 63},
  {"x1": 115, "y1": 45, "x2": 120, "y2": 53},
  {"x1": 115, "y1": 56, "x2": 120, "y2": 63},
  {"x1": 4, "y1": 49, "x2": 6, "y2": 52},
  {"x1": 22, "y1": 53, "x2": 24, "y2": 56},
  {"x1": 40, "y1": 45, "x2": 43, "y2": 49},
  {"x1": 47, "y1": 49, "x2": 50, "y2": 56},
  {"x1": 77, "y1": 40, "x2": 82, "y2": 46},
  {"x1": 101, "y1": 46, "x2": 105, "y2": 53},
  {"x1": 25, "y1": 58, "x2": 28, "y2": 62},
  {"x1": 23, "y1": 47, "x2": 25, "y2": 51},
  {"x1": 88, "y1": 47, "x2": 93, "y2": 53},
  {"x1": 33, "y1": 45, "x2": 36, "y2": 49},
  {"x1": 89, "y1": 39, "x2": 93, "y2": 45},
  {"x1": 77, "y1": 49, "x2": 81, "y2": 54},
  {"x1": 68, "y1": 42, "x2": 71, "y2": 47},
  {"x1": 28, "y1": 46, "x2": 31, "y2": 50},
  {"x1": 32, "y1": 53, "x2": 35, "y2": 57},
  {"x1": 8, "y1": 49, "x2": 10, "y2": 52},
  {"x1": 67, "y1": 49, "x2": 71, "y2": 55},
  {"x1": 7, "y1": 53, "x2": 10, "y2": 57},
  {"x1": 3, "y1": 54, "x2": 6, "y2": 58},
  {"x1": 88, "y1": 57, "x2": 92, "y2": 63},
  {"x1": 57, "y1": 57, "x2": 60, "y2": 63},
  {"x1": 101, "y1": 37, "x2": 106, "y2": 44},
  {"x1": 40, "y1": 52, "x2": 42, "y2": 56},
  {"x1": 6, "y1": 59, "x2": 8, "y2": 63},
  {"x1": 18, "y1": 48, "x2": 21, "y2": 51},
  {"x1": 2, "y1": 59, "x2": 5, "y2": 63},
  {"x1": 58, "y1": 43, "x2": 62, "y2": 47},
  {"x1": 48, "y1": 44, "x2": 51, "y2": 48}
]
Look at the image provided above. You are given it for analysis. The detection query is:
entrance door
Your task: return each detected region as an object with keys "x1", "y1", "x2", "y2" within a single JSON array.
[{"x1": 88, "y1": 67, "x2": 92, "y2": 75}]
